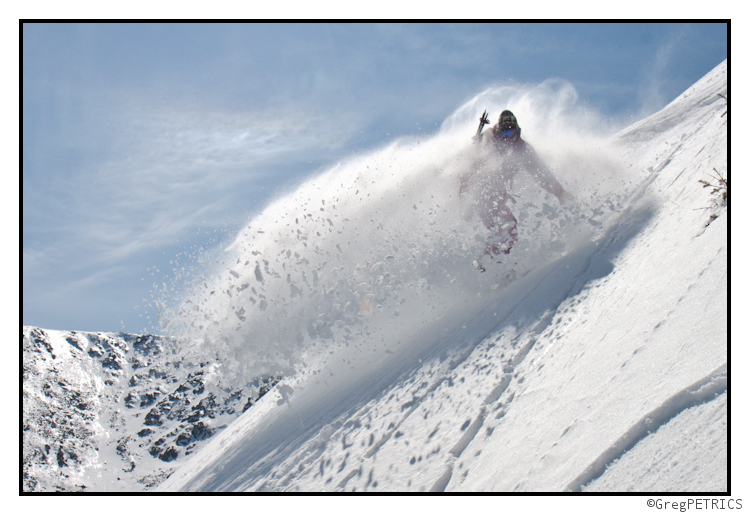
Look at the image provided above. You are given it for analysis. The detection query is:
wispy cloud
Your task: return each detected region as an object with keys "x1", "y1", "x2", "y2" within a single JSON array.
[
  {"x1": 28, "y1": 101, "x2": 359, "y2": 272},
  {"x1": 637, "y1": 26, "x2": 690, "y2": 118}
]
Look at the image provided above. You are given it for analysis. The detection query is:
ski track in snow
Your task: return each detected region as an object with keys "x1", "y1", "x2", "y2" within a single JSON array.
[
  {"x1": 583, "y1": 391, "x2": 727, "y2": 492},
  {"x1": 566, "y1": 364, "x2": 727, "y2": 492}
]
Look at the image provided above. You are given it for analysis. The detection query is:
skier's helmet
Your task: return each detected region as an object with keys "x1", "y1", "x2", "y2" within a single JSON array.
[{"x1": 497, "y1": 110, "x2": 520, "y2": 140}]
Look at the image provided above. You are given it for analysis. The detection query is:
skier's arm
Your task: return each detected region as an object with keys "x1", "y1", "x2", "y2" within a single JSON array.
[
  {"x1": 523, "y1": 145, "x2": 566, "y2": 202},
  {"x1": 472, "y1": 128, "x2": 487, "y2": 143},
  {"x1": 536, "y1": 168, "x2": 565, "y2": 201}
]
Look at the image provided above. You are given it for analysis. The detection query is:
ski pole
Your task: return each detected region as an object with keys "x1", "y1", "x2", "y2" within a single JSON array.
[{"x1": 476, "y1": 110, "x2": 490, "y2": 137}]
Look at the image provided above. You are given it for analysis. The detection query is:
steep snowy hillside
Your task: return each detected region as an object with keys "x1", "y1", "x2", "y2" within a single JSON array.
[
  {"x1": 158, "y1": 62, "x2": 726, "y2": 492},
  {"x1": 23, "y1": 60, "x2": 727, "y2": 493},
  {"x1": 22, "y1": 327, "x2": 279, "y2": 491}
]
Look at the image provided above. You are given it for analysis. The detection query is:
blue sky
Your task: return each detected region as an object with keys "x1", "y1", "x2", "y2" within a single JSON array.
[{"x1": 22, "y1": 22, "x2": 727, "y2": 334}]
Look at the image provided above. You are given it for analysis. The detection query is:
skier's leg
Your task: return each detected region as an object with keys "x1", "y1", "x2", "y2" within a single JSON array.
[{"x1": 484, "y1": 196, "x2": 517, "y2": 258}]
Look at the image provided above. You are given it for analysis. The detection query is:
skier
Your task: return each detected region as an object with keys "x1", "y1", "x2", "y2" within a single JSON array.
[{"x1": 460, "y1": 110, "x2": 567, "y2": 269}]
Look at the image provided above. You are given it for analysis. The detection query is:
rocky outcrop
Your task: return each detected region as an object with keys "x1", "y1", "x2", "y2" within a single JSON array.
[{"x1": 22, "y1": 327, "x2": 280, "y2": 492}]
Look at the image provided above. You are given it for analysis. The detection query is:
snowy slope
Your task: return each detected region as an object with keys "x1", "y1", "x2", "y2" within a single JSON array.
[{"x1": 156, "y1": 61, "x2": 727, "y2": 492}]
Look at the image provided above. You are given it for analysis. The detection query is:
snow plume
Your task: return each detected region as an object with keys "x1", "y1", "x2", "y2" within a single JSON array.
[{"x1": 161, "y1": 80, "x2": 634, "y2": 387}]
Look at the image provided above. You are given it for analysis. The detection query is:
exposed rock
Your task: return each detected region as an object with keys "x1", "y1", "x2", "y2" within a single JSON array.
[{"x1": 22, "y1": 326, "x2": 281, "y2": 492}]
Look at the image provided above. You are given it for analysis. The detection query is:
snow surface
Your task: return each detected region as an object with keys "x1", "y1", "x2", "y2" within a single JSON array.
[{"x1": 149, "y1": 61, "x2": 728, "y2": 492}]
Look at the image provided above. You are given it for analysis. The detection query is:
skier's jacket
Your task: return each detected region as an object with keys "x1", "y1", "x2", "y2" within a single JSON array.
[{"x1": 461, "y1": 124, "x2": 564, "y2": 200}]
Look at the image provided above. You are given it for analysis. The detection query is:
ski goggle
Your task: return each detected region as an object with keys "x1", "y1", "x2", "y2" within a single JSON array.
[{"x1": 499, "y1": 127, "x2": 517, "y2": 138}]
